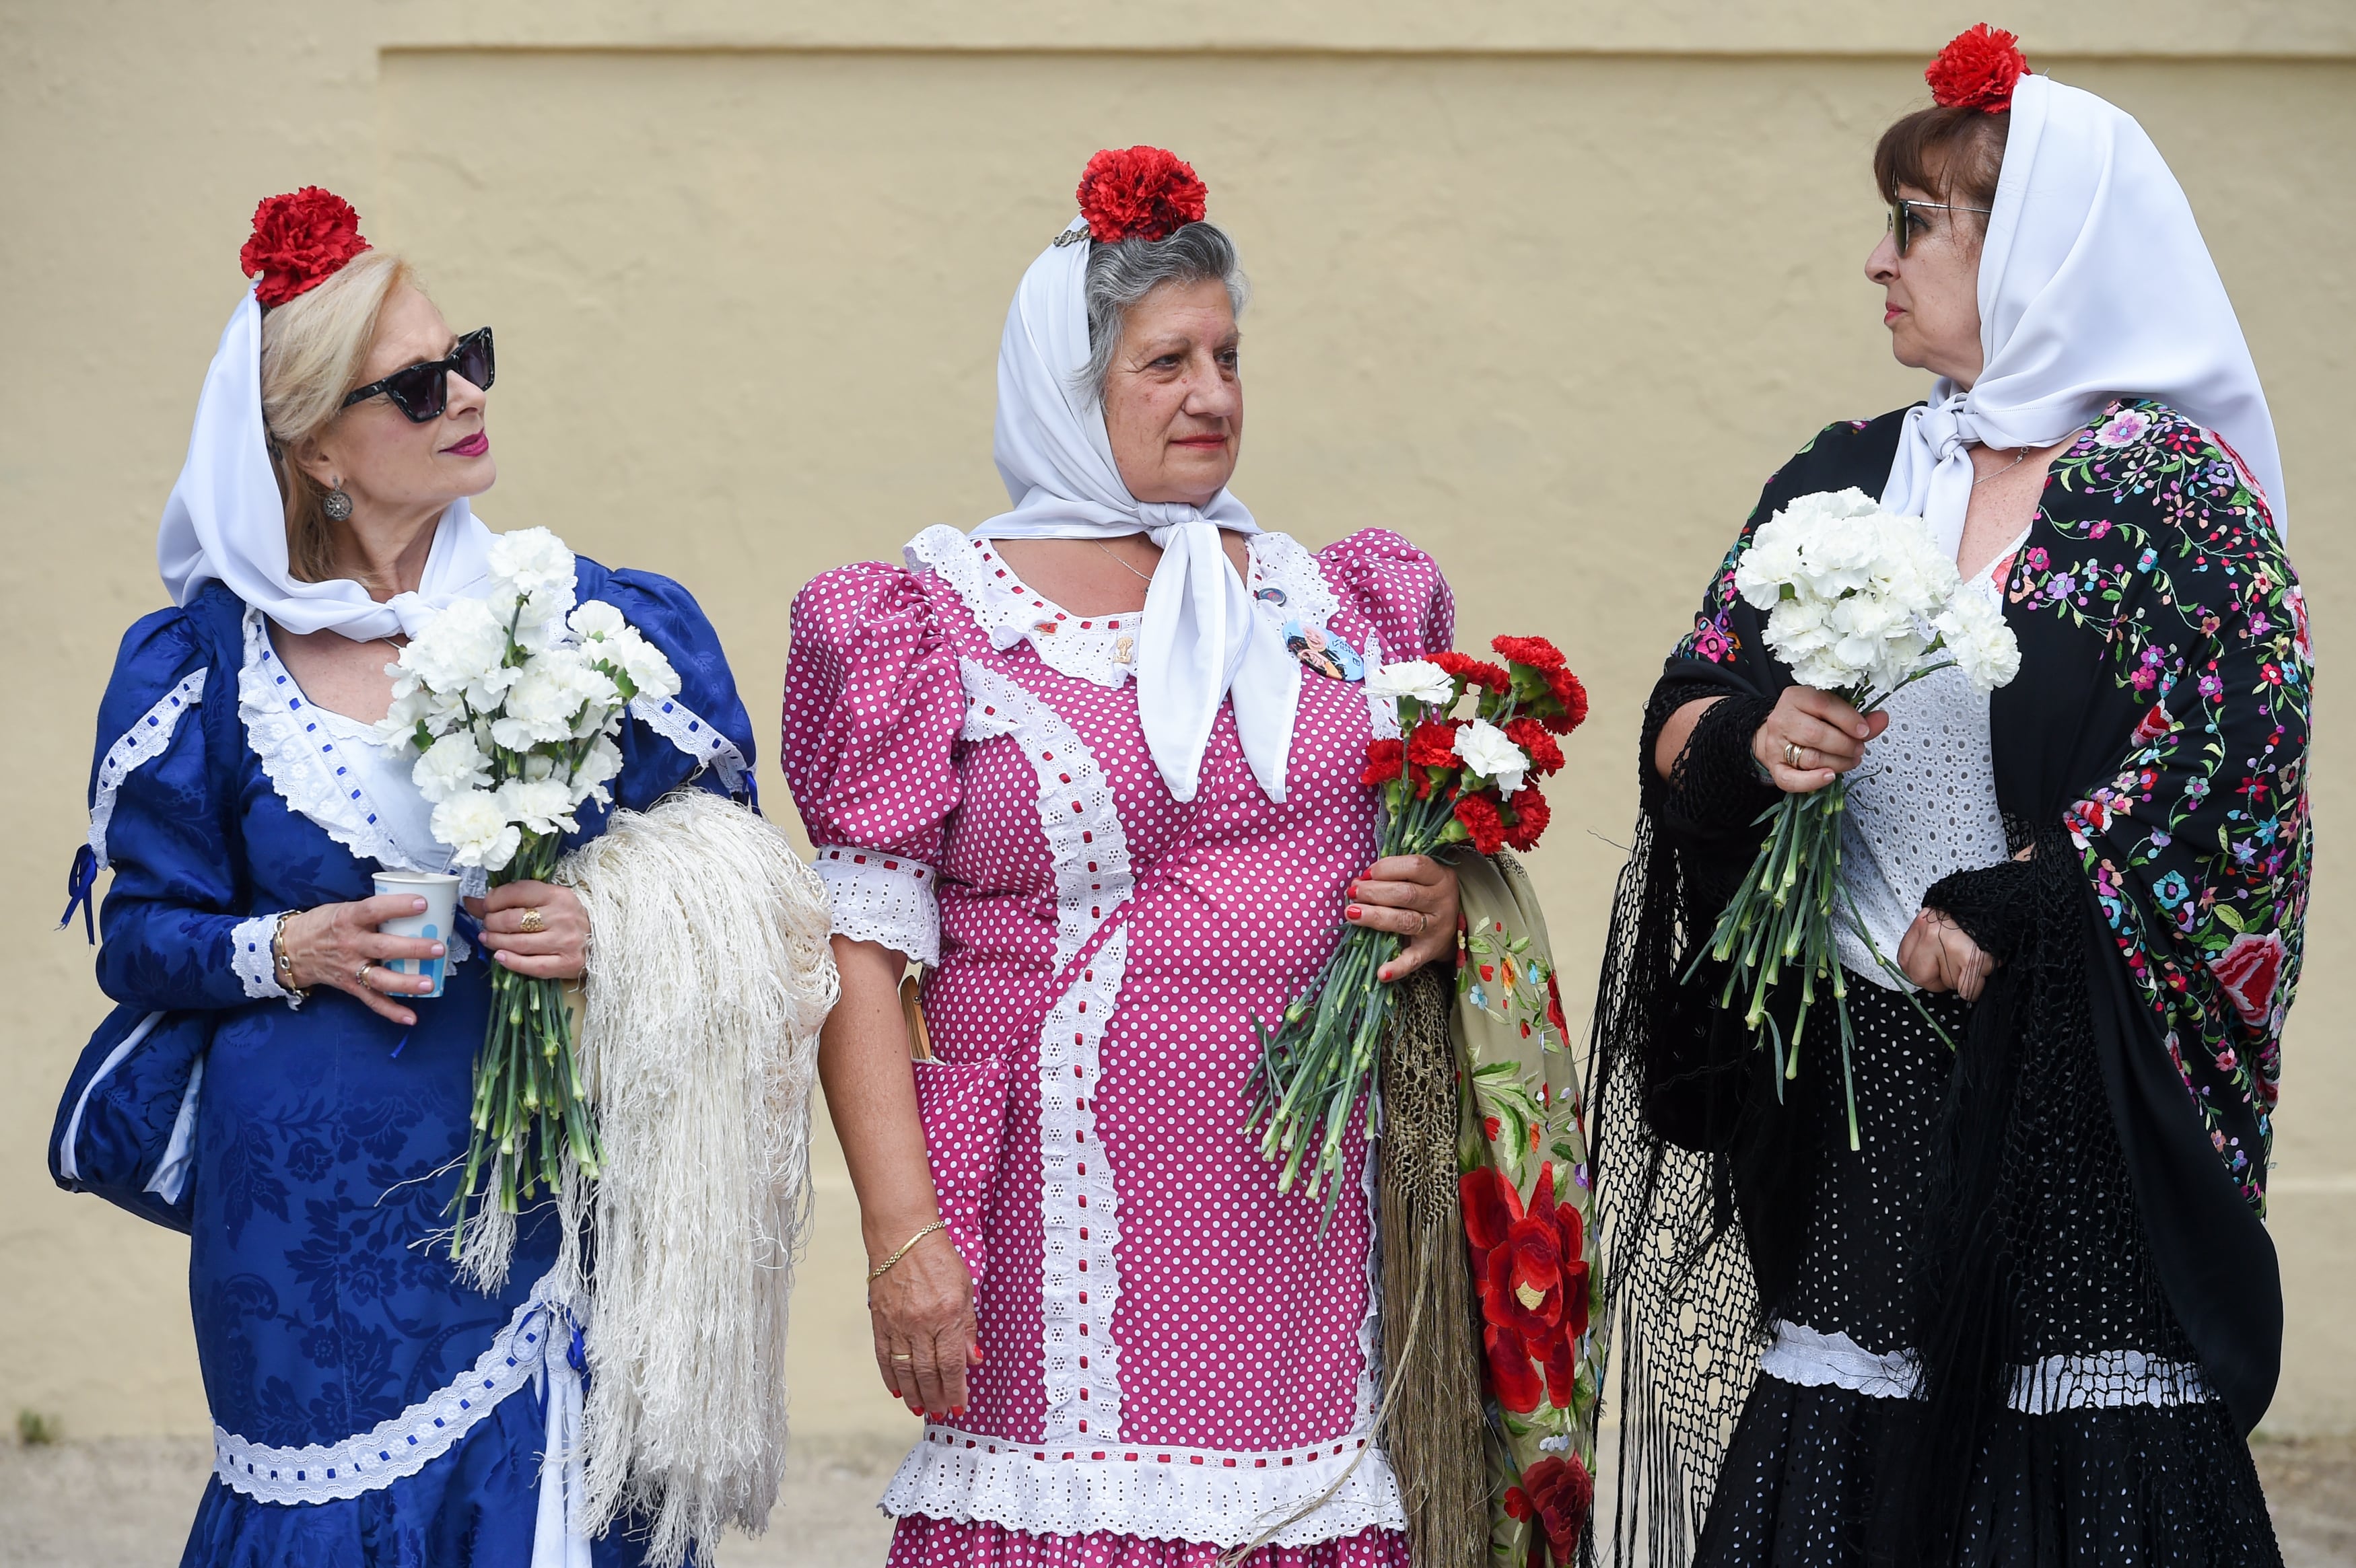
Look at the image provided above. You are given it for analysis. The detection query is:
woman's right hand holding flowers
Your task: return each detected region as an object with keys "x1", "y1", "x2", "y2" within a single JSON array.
[
  {"x1": 1752, "y1": 686, "x2": 1890, "y2": 793},
  {"x1": 279, "y1": 895, "x2": 446, "y2": 1026},
  {"x1": 867, "y1": 1221, "x2": 980, "y2": 1421}
]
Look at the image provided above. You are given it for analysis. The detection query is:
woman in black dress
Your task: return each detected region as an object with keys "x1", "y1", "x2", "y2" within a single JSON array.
[{"x1": 1590, "y1": 28, "x2": 2307, "y2": 1566}]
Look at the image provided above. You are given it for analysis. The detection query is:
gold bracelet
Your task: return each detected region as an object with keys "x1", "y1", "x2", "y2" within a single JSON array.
[
  {"x1": 866, "y1": 1219, "x2": 948, "y2": 1284},
  {"x1": 271, "y1": 910, "x2": 313, "y2": 1002}
]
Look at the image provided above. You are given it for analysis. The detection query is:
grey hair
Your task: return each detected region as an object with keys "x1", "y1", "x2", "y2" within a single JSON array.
[{"x1": 1076, "y1": 221, "x2": 1250, "y2": 405}]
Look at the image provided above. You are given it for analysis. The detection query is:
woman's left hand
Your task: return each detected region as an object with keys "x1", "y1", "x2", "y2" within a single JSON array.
[
  {"x1": 1898, "y1": 906, "x2": 1997, "y2": 1002},
  {"x1": 464, "y1": 882, "x2": 591, "y2": 981},
  {"x1": 1347, "y1": 855, "x2": 1461, "y2": 983}
]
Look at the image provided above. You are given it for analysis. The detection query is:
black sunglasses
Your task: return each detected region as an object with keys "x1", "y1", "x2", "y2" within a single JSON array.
[{"x1": 341, "y1": 327, "x2": 495, "y2": 421}]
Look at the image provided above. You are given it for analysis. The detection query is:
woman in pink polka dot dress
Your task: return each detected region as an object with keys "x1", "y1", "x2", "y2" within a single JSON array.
[{"x1": 782, "y1": 151, "x2": 1460, "y2": 1567}]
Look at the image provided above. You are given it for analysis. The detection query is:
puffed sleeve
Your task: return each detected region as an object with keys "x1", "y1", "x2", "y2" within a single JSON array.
[
  {"x1": 780, "y1": 563, "x2": 964, "y2": 966},
  {"x1": 1319, "y1": 527, "x2": 1456, "y2": 663},
  {"x1": 573, "y1": 561, "x2": 759, "y2": 824},
  {"x1": 88, "y1": 607, "x2": 269, "y2": 1011}
]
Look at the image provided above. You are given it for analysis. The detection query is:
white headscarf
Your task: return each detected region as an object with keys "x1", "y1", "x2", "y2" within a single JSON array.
[
  {"x1": 971, "y1": 219, "x2": 1298, "y2": 806},
  {"x1": 156, "y1": 288, "x2": 495, "y2": 640},
  {"x1": 1881, "y1": 74, "x2": 2288, "y2": 553}
]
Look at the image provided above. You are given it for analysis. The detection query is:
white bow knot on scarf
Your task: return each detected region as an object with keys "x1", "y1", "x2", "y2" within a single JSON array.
[{"x1": 975, "y1": 220, "x2": 1298, "y2": 805}]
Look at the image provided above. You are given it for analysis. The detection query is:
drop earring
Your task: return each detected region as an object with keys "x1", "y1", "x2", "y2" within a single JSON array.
[{"x1": 322, "y1": 479, "x2": 353, "y2": 522}]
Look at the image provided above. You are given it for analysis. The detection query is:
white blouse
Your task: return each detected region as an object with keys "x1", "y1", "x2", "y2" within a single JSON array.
[{"x1": 1833, "y1": 539, "x2": 2022, "y2": 989}]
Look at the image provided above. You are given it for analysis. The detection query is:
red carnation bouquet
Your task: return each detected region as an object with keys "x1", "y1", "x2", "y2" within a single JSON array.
[
  {"x1": 1927, "y1": 23, "x2": 2028, "y2": 113},
  {"x1": 1076, "y1": 145, "x2": 1209, "y2": 243},
  {"x1": 1246, "y1": 637, "x2": 1587, "y2": 1211},
  {"x1": 241, "y1": 186, "x2": 370, "y2": 308}
]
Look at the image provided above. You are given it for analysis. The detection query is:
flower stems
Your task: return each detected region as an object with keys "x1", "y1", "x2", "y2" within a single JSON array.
[{"x1": 445, "y1": 829, "x2": 604, "y2": 1261}]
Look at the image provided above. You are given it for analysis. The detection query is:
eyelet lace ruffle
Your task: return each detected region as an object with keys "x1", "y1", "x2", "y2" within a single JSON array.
[
  {"x1": 629, "y1": 692, "x2": 750, "y2": 795},
  {"x1": 880, "y1": 1423, "x2": 1406, "y2": 1548},
  {"x1": 229, "y1": 913, "x2": 294, "y2": 1005},
  {"x1": 236, "y1": 608, "x2": 414, "y2": 872},
  {"x1": 89, "y1": 668, "x2": 207, "y2": 867},
  {"x1": 1762, "y1": 1319, "x2": 2214, "y2": 1412},
  {"x1": 813, "y1": 847, "x2": 942, "y2": 964},
  {"x1": 909, "y1": 526, "x2": 1356, "y2": 690},
  {"x1": 213, "y1": 1279, "x2": 570, "y2": 1505},
  {"x1": 961, "y1": 658, "x2": 1136, "y2": 1442}
]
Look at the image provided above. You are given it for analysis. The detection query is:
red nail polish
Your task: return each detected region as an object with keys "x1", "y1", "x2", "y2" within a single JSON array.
[{"x1": 1346, "y1": 905, "x2": 1362, "y2": 920}]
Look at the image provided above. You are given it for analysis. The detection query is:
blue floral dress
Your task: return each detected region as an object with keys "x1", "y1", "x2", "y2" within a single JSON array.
[{"x1": 52, "y1": 559, "x2": 753, "y2": 1568}]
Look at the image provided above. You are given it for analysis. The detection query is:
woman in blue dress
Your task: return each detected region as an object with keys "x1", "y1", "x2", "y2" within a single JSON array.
[{"x1": 51, "y1": 189, "x2": 784, "y2": 1566}]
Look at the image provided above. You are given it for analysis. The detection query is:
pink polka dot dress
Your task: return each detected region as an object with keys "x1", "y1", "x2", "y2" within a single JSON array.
[{"x1": 782, "y1": 526, "x2": 1452, "y2": 1566}]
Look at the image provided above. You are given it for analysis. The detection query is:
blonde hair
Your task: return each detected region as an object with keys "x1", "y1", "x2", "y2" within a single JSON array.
[{"x1": 257, "y1": 248, "x2": 417, "y2": 581}]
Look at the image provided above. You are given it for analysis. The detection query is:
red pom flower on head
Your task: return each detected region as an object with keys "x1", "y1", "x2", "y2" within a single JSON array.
[
  {"x1": 1076, "y1": 147, "x2": 1209, "y2": 244},
  {"x1": 241, "y1": 187, "x2": 370, "y2": 308},
  {"x1": 1927, "y1": 24, "x2": 2028, "y2": 113}
]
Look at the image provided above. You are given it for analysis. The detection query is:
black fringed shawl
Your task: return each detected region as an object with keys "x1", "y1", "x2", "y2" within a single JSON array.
[{"x1": 1587, "y1": 401, "x2": 2310, "y2": 1562}]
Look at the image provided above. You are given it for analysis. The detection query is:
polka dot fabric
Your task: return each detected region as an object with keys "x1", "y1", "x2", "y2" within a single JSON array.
[{"x1": 782, "y1": 530, "x2": 1451, "y2": 1555}]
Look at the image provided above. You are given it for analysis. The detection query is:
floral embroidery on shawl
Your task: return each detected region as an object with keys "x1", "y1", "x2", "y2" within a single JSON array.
[{"x1": 2015, "y1": 399, "x2": 2310, "y2": 1207}]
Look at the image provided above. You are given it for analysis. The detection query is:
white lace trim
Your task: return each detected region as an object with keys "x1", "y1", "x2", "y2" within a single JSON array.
[
  {"x1": 89, "y1": 668, "x2": 208, "y2": 867},
  {"x1": 1836, "y1": 559, "x2": 2017, "y2": 989},
  {"x1": 959, "y1": 661, "x2": 1136, "y2": 969},
  {"x1": 880, "y1": 1423, "x2": 1405, "y2": 1548},
  {"x1": 1758, "y1": 1321, "x2": 1920, "y2": 1400},
  {"x1": 228, "y1": 913, "x2": 294, "y2": 1005},
  {"x1": 959, "y1": 658, "x2": 1135, "y2": 1444},
  {"x1": 1761, "y1": 1320, "x2": 2216, "y2": 1411},
  {"x1": 1360, "y1": 633, "x2": 1397, "y2": 740},
  {"x1": 214, "y1": 1281, "x2": 568, "y2": 1505},
  {"x1": 237, "y1": 608, "x2": 417, "y2": 873},
  {"x1": 813, "y1": 846, "x2": 941, "y2": 965},
  {"x1": 909, "y1": 526, "x2": 1351, "y2": 690},
  {"x1": 629, "y1": 692, "x2": 749, "y2": 794}
]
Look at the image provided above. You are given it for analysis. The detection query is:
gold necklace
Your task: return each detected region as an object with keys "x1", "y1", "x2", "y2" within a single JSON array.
[{"x1": 1094, "y1": 540, "x2": 1156, "y2": 584}]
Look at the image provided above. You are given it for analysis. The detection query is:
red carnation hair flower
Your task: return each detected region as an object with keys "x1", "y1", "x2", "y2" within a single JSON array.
[
  {"x1": 1927, "y1": 24, "x2": 2028, "y2": 114},
  {"x1": 241, "y1": 187, "x2": 370, "y2": 308},
  {"x1": 1076, "y1": 147, "x2": 1209, "y2": 244}
]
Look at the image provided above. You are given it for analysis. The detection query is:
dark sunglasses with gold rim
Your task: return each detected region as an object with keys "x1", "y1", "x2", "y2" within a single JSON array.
[
  {"x1": 341, "y1": 326, "x2": 495, "y2": 423},
  {"x1": 1886, "y1": 198, "x2": 1993, "y2": 256}
]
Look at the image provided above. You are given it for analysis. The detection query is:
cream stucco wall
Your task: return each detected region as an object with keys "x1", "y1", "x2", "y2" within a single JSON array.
[{"x1": 3, "y1": 1, "x2": 2351, "y2": 1459}]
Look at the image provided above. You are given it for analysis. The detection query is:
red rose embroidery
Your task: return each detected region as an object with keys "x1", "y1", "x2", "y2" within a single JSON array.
[
  {"x1": 1926, "y1": 24, "x2": 2028, "y2": 113},
  {"x1": 1461, "y1": 1164, "x2": 1591, "y2": 1412},
  {"x1": 1519, "y1": 1453, "x2": 1595, "y2": 1563},
  {"x1": 1075, "y1": 147, "x2": 1208, "y2": 244},
  {"x1": 2130, "y1": 704, "x2": 2173, "y2": 747},
  {"x1": 2209, "y1": 931, "x2": 2287, "y2": 1029},
  {"x1": 240, "y1": 186, "x2": 370, "y2": 308}
]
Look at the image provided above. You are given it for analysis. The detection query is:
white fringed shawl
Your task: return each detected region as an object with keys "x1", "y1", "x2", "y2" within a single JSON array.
[{"x1": 552, "y1": 789, "x2": 839, "y2": 1565}]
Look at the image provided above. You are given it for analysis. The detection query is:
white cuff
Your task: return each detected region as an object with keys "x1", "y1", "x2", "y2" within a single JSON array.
[
  {"x1": 230, "y1": 913, "x2": 300, "y2": 1008},
  {"x1": 812, "y1": 847, "x2": 940, "y2": 965}
]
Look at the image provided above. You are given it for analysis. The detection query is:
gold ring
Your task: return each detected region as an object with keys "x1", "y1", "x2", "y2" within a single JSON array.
[
  {"x1": 1785, "y1": 741, "x2": 1806, "y2": 769},
  {"x1": 518, "y1": 907, "x2": 545, "y2": 934},
  {"x1": 355, "y1": 962, "x2": 377, "y2": 986},
  {"x1": 891, "y1": 1353, "x2": 915, "y2": 1362},
  {"x1": 1412, "y1": 911, "x2": 1428, "y2": 936}
]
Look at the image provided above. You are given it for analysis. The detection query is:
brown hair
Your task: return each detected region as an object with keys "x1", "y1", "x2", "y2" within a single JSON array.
[
  {"x1": 1874, "y1": 104, "x2": 2009, "y2": 227},
  {"x1": 256, "y1": 249, "x2": 417, "y2": 582}
]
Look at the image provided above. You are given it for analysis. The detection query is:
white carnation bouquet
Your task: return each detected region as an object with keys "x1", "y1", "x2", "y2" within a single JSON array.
[
  {"x1": 374, "y1": 527, "x2": 681, "y2": 1268},
  {"x1": 1704, "y1": 488, "x2": 2021, "y2": 1146}
]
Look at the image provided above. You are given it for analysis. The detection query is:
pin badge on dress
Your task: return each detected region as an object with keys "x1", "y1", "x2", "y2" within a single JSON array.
[{"x1": 1282, "y1": 616, "x2": 1364, "y2": 682}]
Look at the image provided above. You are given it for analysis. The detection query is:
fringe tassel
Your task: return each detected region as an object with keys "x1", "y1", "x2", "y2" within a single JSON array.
[
  {"x1": 552, "y1": 790, "x2": 839, "y2": 1567},
  {"x1": 1376, "y1": 964, "x2": 1489, "y2": 1568}
]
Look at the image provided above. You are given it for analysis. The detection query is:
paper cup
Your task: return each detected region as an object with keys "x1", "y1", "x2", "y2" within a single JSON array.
[{"x1": 373, "y1": 871, "x2": 462, "y2": 999}]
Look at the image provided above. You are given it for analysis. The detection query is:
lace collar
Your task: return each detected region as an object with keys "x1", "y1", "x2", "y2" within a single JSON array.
[{"x1": 905, "y1": 525, "x2": 1343, "y2": 688}]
